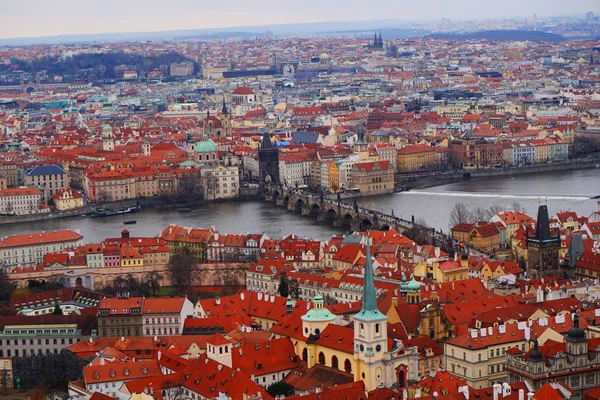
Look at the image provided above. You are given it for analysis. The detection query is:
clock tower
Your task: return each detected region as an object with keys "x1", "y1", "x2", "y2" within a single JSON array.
[{"x1": 353, "y1": 238, "x2": 389, "y2": 391}]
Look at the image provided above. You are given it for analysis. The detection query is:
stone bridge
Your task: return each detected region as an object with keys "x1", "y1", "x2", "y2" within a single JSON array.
[{"x1": 265, "y1": 186, "x2": 432, "y2": 235}]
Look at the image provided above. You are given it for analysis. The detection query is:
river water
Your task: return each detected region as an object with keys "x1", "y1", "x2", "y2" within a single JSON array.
[
  {"x1": 1, "y1": 169, "x2": 599, "y2": 242},
  {"x1": 358, "y1": 168, "x2": 600, "y2": 231}
]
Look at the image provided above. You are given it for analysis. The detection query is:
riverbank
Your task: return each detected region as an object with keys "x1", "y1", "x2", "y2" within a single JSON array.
[{"x1": 404, "y1": 158, "x2": 600, "y2": 189}]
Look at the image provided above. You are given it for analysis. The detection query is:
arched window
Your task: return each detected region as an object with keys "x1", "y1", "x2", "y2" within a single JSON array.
[
  {"x1": 318, "y1": 352, "x2": 326, "y2": 365},
  {"x1": 375, "y1": 323, "x2": 380, "y2": 334},
  {"x1": 331, "y1": 355, "x2": 339, "y2": 369},
  {"x1": 344, "y1": 359, "x2": 352, "y2": 373},
  {"x1": 397, "y1": 370, "x2": 406, "y2": 387},
  {"x1": 302, "y1": 348, "x2": 308, "y2": 362}
]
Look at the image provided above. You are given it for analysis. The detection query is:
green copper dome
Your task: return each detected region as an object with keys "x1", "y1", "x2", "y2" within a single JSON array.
[
  {"x1": 195, "y1": 137, "x2": 217, "y2": 153},
  {"x1": 406, "y1": 276, "x2": 422, "y2": 291},
  {"x1": 301, "y1": 295, "x2": 335, "y2": 322},
  {"x1": 102, "y1": 125, "x2": 112, "y2": 132},
  {"x1": 180, "y1": 159, "x2": 197, "y2": 167}
]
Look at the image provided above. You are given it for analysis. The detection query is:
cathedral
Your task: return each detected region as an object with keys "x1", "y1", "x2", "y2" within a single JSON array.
[
  {"x1": 371, "y1": 32, "x2": 384, "y2": 49},
  {"x1": 196, "y1": 100, "x2": 232, "y2": 138}
]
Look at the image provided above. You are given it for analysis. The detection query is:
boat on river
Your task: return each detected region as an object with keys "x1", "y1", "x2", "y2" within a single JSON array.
[{"x1": 92, "y1": 206, "x2": 140, "y2": 218}]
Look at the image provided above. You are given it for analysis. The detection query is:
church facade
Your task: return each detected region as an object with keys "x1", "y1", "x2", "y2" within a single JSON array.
[{"x1": 272, "y1": 238, "x2": 420, "y2": 391}]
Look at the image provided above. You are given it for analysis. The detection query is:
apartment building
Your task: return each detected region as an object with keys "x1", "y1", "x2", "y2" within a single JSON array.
[
  {"x1": 24, "y1": 164, "x2": 69, "y2": 204},
  {"x1": 0, "y1": 187, "x2": 48, "y2": 216},
  {"x1": 0, "y1": 315, "x2": 97, "y2": 358},
  {"x1": 444, "y1": 321, "x2": 564, "y2": 389},
  {"x1": 0, "y1": 230, "x2": 83, "y2": 271}
]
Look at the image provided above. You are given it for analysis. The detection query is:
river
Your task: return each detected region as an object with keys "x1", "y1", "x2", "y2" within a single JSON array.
[
  {"x1": 1, "y1": 169, "x2": 599, "y2": 242},
  {"x1": 358, "y1": 168, "x2": 600, "y2": 231}
]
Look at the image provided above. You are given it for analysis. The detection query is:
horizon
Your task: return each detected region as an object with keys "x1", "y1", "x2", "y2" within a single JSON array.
[{"x1": 1, "y1": 0, "x2": 598, "y2": 42}]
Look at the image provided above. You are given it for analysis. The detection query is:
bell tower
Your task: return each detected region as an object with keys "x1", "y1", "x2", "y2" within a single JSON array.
[
  {"x1": 142, "y1": 136, "x2": 151, "y2": 156},
  {"x1": 102, "y1": 125, "x2": 115, "y2": 152},
  {"x1": 353, "y1": 237, "x2": 388, "y2": 391}
]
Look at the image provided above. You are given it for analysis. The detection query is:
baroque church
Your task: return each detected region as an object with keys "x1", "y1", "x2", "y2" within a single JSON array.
[{"x1": 272, "y1": 239, "x2": 420, "y2": 391}]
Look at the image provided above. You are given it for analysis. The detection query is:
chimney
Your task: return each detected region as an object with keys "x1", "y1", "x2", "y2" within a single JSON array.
[
  {"x1": 519, "y1": 389, "x2": 525, "y2": 400},
  {"x1": 493, "y1": 384, "x2": 502, "y2": 400},
  {"x1": 216, "y1": 297, "x2": 221, "y2": 305},
  {"x1": 157, "y1": 350, "x2": 162, "y2": 360},
  {"x1": 121, "y1": 336, "x2": 125, "y2": 342}
]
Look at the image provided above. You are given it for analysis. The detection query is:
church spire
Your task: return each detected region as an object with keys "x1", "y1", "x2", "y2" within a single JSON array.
[
  {"x1": 221, "y1": 98, "x2": 229, "y2": 115},
  {"x1": 353, "y1": 234, "x2": 386, "y2": 321},
  {"x1": 361, "y1": 237, "x2": 377, "y2": 313}
]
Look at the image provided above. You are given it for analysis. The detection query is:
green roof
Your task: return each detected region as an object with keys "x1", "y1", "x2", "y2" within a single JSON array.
[
  {"x1": 195, "y1": 137, "x2": 217, "y2": 153},
  {"x1": 301, "y1": 295, "x2": 335, "y2": 323},
  {"x1": 406, "y1": 276, "x2": 422, "y2": 291},
  {"x1": 180, "y1": 159, "x2": 197, "y2": 167}
]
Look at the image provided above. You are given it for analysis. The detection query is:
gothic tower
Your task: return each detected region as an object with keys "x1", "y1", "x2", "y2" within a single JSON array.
[
  {"x1": 527, "y1": 205, "x2": 560, "y2": 277},
  {"x1": 353, "y1": 238, "x2": 389, "y2": 391},
  {"x1": 102, "y1": 125, "x2": 115, "y2": 152},
  {"x1": 258, "y1": 132, "x2": 279, "y2": 185},
  {"x1": 220, "y1": 98, "x2": 232, "y2": 137}
]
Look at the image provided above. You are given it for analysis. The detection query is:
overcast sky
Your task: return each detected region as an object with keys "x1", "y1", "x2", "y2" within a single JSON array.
[{"x1": 1, "y1": 0, "x2": 597, "y2": 39}]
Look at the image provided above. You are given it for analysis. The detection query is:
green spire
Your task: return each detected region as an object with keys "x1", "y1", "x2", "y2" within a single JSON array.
[
  {"x1": 362, "y1": 238, "x2": 377, "y2": 312},
  {"x1": 354, "y1": 235, "x2": 386, "y2": 322}
]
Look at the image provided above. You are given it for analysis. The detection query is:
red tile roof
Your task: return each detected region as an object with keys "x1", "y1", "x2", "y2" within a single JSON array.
[{"x1": 0, "y1": 230, "x2": 82, "y2": 248}]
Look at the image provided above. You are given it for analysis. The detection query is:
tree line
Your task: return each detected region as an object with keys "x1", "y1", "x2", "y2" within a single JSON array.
[
  {"x1": 449, "y1": 201, "x2": 523, "y2": 228},
  {"x1": 11, "y1": 350, "x2": 88, "y2": 392}
]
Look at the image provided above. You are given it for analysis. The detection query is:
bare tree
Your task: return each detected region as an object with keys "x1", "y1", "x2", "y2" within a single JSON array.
[
  {"x1": 511, "y1": 201, "x2": 523, "y2": 213},
  {"x1": 472, "y1": 207, "x2": 491, "y2": 222},
  {"x1": 488, "y1": 204, "x2": 504, "y2": 217},
  {"x1": 449, "y1": 203, "x2": 472, "y2": 227},
  {"x1": 168, "y1": 248, "x2": 204, "y2": 296},
  {"x1": 145, "y1": 271, "x2": 163, "y2": 297}
]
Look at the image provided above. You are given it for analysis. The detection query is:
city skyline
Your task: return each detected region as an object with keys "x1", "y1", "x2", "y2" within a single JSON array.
[{"x1": 1, "y1": 0, "x2": 598, "y2": 40}]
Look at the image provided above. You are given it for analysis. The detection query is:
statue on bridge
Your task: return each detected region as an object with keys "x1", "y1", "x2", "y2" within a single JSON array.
[
  {"x1": 337, "y1": 192, "x2": 341, "y2": 206},
  {"x1": 353, "y1": 198, "x2": 359, "y2": 213}
]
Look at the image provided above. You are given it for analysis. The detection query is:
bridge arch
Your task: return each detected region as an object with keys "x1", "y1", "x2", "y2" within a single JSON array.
[
  {"x1": 310, "y1": 203, "x2": 320, "y2": 217},
  {"x1": 360, "y1": 218, "x2": 373, "y2": 231},
  {"x1": 381, "y1": 224, "x2": 391, "y2": 231},
  {"x1": 295, "y1": 198, "x2": 305, "y2": 213},
  {"x1": 325, "y1": 208, "x2": 337, "y2": 222},
  {"x1": 342, "y1": 213, "x2": 354, "y2": 229},
  {"x1": 94, "y1": 276, "x2": 105, "y2": 290}
]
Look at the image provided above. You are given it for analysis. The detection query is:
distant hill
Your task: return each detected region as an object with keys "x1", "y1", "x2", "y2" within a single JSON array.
[
  {"x1": 319, "y1": 28, "x2": 429, "y2": 39},
  {"x1": 427, "y1": 30, "x2": 565, "y2": 42}
]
